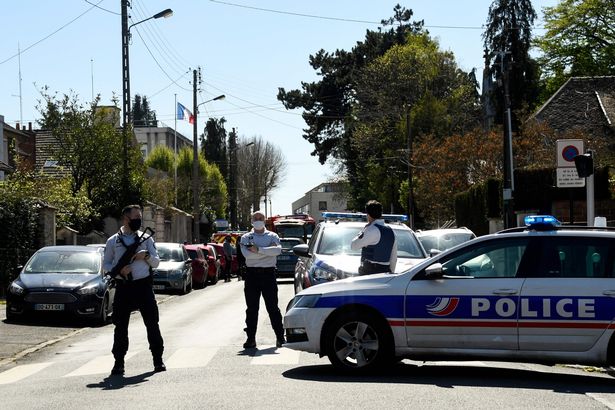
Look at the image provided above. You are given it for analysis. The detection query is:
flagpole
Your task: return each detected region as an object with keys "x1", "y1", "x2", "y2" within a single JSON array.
[{"x1": 174, "y1": 93, "x2": 177, "y2": 206}]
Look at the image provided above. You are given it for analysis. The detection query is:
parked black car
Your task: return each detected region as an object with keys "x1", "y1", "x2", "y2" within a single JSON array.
[{"x1": 6, "y1": 245, "x2": 115, "y2": 325}]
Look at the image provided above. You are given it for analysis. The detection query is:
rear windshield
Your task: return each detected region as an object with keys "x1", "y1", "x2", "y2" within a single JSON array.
[
  {"x1": 158, "y1": 246, "x2": 184, "y2": 262},
  {"x1": 25, "y1": 250, "x2": 100, "y2": 274},
  {"x1": 419, "y1": 232, "x2": 474, "y2": 252}
]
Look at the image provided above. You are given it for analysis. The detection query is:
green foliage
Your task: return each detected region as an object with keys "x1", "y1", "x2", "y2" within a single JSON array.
[
  {"x1": 455, "y1": 182, "x2": 491, "y2": 236},
  {"x1": 133, "y1": 94, "x2": 157, "y2": 127},
  {"x1": 201, "y1": 117, "x2": 228, "y2": 183},
  {"x1": 145, "y1": 145, "x2": 175, "y2": 174},
  {"x1": 483, "y1": 0, "x2": 540, "y2": 126},
  {"x1": 535, "y1": 0, "x2": 615, "y2": 100}
]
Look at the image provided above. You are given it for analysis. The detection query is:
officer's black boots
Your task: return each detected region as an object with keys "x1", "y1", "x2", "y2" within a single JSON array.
[
  {"x1": 110, "y1": 359, "x2": 125, "y2": 376},
  {"x1": 243, "y1": 338, "x2": 256, "y2": 349},
  {"x1": 276, "y1": 335, "x2": 286, "y2": 348},
  {"x1": 153, "y1": 357, "x2": 166, "y2": 372}
]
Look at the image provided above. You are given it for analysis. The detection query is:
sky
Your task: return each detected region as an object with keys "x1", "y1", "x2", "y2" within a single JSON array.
[{"x1": 1, "y1": 0, "x2": 557, "y2": 215}]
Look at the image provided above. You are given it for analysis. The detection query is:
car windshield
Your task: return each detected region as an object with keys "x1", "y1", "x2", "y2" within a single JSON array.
[
  {"x1": 25, "y1": 250, "x2": 100, "y2": 274},
  {"x1": 317, "y1": 226, "x2": 425, "y2": 258},
  {"x1": 419, "y1": 232, "x2": 474, "y2": 252},
  {"x1": 276, "y1": 225, "x2": 305, "y2": 238},
  {"x1": 280, "y1": 239, "x2": 301, "y2": 250},
  {"x1": 158, "y1": 246, "x2": 183, "y2": 262}
]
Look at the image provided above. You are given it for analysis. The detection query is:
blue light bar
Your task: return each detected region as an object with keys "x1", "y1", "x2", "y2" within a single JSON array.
[
  {"x1": 524, "y1": 215, "x2": 560, "y2": 228},
  {"x1": 321, "y1": 212, "x2": 409, "y2": 223}
]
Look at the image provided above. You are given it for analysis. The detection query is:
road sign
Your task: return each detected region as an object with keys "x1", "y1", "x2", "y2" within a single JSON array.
[
  {"x1": 556, "y1": 139, "x2": 584, "y2": 168},
  {"x1": 556, "y1": 167, "x2": 585, "y2": 188}
]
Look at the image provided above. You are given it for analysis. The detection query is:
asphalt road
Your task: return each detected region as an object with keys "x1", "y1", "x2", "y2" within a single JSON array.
[{"x1": 2, "y1": 280, "x2": 615, "y2": 409}]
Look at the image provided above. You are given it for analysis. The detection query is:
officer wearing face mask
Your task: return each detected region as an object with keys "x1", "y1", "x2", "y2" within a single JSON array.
[
  {"x1": 239, "y1": 210, "x2": 285, "y2": 349},
  {"x1": 103, "y1": 204, "x2": 165, "y2": 376}
]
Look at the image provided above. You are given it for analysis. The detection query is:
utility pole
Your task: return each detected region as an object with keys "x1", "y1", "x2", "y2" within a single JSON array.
[
  {"x1": 229, "y1": 127, "x2": 238, "y2": 229},
  {"x1": 406, "y1": 105, "x2": 414, "y2": 230},
  {"x1": 192, "y1": 68, "x2": 200, "y2": 243},
  {"x1": 121, "y1": 0, "x2": 131, "y2": 203},
  {"x1": 498, "y1": 51, "x2": 515, "y2": 228}
]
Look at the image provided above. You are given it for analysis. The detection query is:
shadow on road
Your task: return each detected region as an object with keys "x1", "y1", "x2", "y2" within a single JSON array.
[
  {"x1": 283, "y1": 362, "x2": 615, "y2": 394},
  {"x1": 86, "y1": 370, "x2": 156, "y2": 390}
]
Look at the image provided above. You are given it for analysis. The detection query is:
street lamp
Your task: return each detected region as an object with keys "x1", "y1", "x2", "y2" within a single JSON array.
[
  {"x1": 121, "y1": 1, "x2": 172, "y2": 200},
  {"x1": 229, "y1": 140, "x2": 254, "y2": 229},
  {"x1": 192, "y1": 93, "x2": 226, "y2": 243}
]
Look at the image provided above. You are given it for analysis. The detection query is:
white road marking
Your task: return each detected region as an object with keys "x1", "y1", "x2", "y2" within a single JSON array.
[
  {"x1": 426, "y1": 361, "x2": 487, "y2": 367},
  {"x1": 0, "y1": 362, "x2": 54, "y2": 385},
  {"x1": 250, "y1": 347, "x2": 301, "y2": 365},
  {"x1": 166, "y1": 347, "x2": 217, "y2": 369},
  {"x1": 586, "y1": 393, "x2": 615, "y2": 409},
  {"x1": 64, "y1": 351, "x2": 138, "y2": 377}
]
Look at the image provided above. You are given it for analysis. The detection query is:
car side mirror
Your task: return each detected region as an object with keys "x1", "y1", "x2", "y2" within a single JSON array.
[
  {"x1": 293, "y1": 244, "x2": 310, "y2": 258},
  {"x1": 429, "y1": 249, "x2": 442, "y2": 257},
  {"x1": 424, "y1": 263, "x2": 444, "y2": 279}
]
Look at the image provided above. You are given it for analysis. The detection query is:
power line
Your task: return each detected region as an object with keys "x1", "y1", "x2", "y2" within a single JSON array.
[
  {"x1": 84, "y1": 0, "x2": 119, "y2": 15},
  {"x1": 0, "y1": 0, "x2": 104, "y2": 65}
]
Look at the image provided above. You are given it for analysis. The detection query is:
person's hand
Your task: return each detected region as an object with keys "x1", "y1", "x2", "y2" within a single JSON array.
[
  {"x1": 133, "y1": 250, "x2": 149, "y2": 261},
  {"x1": 248, "y1": 245, "x2": 259, "y2": 253},
  {"x1": 120, "y1": 265, "x2": 132, "y2": 278}
]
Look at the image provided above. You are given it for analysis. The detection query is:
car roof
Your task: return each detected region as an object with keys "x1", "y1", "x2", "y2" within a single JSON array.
[
  {"x1": 417, "y1": 228, "x2": 474, "y2": 236},
  {"x1": 39, "y1": 245, "x2": 100, "y2": 253}
]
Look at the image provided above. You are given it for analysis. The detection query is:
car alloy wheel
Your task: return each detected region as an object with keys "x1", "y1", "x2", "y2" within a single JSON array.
[{"x1": 325, "y1": 312, "x2": 392, "y2": 373}]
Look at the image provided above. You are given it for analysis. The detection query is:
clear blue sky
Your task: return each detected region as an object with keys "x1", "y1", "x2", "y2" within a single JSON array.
[{"x1": 1, "y1": 0, "x2": 556, "y2": 215}]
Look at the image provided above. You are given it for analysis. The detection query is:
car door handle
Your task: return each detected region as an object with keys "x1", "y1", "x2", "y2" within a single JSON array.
[
  {"x1": 493, "y1": 289, "x2": 518, "y2": 295},
  {"x1": 603, "y1": 290, "x2": 615, "y2": 297}
]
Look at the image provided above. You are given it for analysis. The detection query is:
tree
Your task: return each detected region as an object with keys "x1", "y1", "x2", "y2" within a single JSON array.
[
  {"x1": 482, "y1": 0, "x2": 539, "y2": 128},
  {"x1": 133, "y1": 94, "x2": 157, "y2": 127},
  {"x1": 37, "y1": 89, "x2": 145, "y2": 226},
  {"x1": 535, "y1": 0, "x2": 615, "y2": 99},
  {"x1": 235, "y1": 136, "x2": 286, "y2": 224},
  {"x1": 145, "y1": 145, "x2": 175, "y2": 174},
  {"x1": 201, "y1": 117, "x2": 228, "y2": 183}
]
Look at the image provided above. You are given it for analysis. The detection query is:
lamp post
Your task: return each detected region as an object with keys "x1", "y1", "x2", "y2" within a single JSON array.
[
  {"x1": 192, "y1": 91, "x2": 225, "y2": 243},
  {"x1": 121, "y1": 1, "x2": 172, "y2": 200},
  {"x1": 229, "y1": 140, "x2": 254, "y2": 229}
]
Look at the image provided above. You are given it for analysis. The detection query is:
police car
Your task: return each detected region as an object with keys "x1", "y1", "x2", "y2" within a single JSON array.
[
  {"x1": 284, "y1": 216, "x2": 615, "y2": 373},
  {"x1": 292, "y1": 212, "x2": 427, "y2": 294}
]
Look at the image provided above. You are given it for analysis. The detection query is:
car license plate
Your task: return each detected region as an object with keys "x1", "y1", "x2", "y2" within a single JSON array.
[
  {"x1": 152, "y1": 285, "x2": 165, "y2": 290},
  {"x1": 278, "y1": 255, "x2": 291, "y2": 261},
  {"x1": 35, "y1": 304, "x2": 64, "y2": 311}
]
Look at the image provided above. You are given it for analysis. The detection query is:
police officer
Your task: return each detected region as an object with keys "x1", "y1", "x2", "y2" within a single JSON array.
[
  {"x1": 223, "y1": 235, "x2": 234, "y2": 282},
  {"x1": 103, "y1": 205, "x2": 165, "y2": 376},
  {"x1": 351, "y1": 200, "x2": 397, "y2": 275},
  {"x1": 239, "y1": 211, "x2": 285, "y2": 349}
]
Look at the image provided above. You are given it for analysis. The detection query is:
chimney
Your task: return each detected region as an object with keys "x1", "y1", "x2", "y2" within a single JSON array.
[
  {"x1": 15, "y1": 122, "x2": 20, "y2": 130},
  {"x1": 28, "y1": 122, "x2": 32, "y2": 131}
]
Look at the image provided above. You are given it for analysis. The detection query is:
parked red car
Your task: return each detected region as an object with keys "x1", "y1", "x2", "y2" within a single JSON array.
[
  {"x1": 184, "y1": 245, "x2": 208, "y2": 288},
  {"x1": 200, "y1": 244, "x2": 220, "y2": 285},
  {"x1": 208, "y1": 242, "x2": 238, "y2": 276}
]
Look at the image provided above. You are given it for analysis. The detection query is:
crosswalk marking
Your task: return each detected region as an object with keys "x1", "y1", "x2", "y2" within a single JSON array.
[
  {"x1": 166, "y1": 347, "x2": 217, "y2": 369},
  {"x1": 250, "y1": 346, "x2": 300, "y2": 365},
  {"x1": 63, "y1": 351, "x2": 138, "y2": 378},
  {"x1": 0, "y1": 362, "x2": 54, "y2": 385}
]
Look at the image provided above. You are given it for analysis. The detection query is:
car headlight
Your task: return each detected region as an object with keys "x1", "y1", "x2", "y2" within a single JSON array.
[
  {"x1": 9, "y1": 281, "x2": 24, "y2": 295},
  {"x1": 288, "y1": 294, "x2": 321, "y2": 310},
  {"x1": 77, "y1": 284, "x2": 99, "y2": 295},
  {"x1": 311, "y1": 266, "x2": 337, "y2": 282}
]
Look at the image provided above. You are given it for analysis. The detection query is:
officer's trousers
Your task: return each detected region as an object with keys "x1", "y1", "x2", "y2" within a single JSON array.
[
  {"x1": 112, "y1": 277, "x2": 164, "y2": 360},
  {"x1": 243, "y1": 267, "x2": 284, "y2": 340}
]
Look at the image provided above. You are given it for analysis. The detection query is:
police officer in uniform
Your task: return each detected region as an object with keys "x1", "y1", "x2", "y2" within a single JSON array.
[
  {"x1": 351, "y1": 200, "x2": 397, "y2": 275},
  {"x1": 239, "y1": 211, "x2": 286, "y2": 349},
  {"x1": 103, "y1": 205, "x2": 165, "y2": 375}
]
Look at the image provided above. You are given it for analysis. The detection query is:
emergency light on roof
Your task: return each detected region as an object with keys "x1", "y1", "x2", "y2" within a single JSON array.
[
  {"x1": 524, "y1": 215, "x2": 560, "y2": 229},
  {"x1": 321, "y1": 212, "x2": 408, "y2": 223}
]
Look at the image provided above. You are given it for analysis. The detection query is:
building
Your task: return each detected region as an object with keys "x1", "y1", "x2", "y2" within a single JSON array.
[
  {"x1": 292, "y1": 182, "x2": 348, "y2": 221},
  {"x1": 0, "y1": 116, "x2": 36, "y2": 180},
  {"x1": 531, "y1": 76, "x2": 615, "y2": 139},
  {"x1": 133, "y1": 126, "x2": 192, "y2": 158}
]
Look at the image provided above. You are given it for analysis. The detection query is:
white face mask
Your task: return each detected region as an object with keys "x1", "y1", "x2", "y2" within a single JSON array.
[{"x1": 252, "y1": 220, "x2": 265, "y2": 230}]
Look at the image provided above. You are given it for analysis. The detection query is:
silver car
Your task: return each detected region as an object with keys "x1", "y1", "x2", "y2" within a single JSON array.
[{"x1": 152, "y1": 242, "x2": 193, "y2": 294}]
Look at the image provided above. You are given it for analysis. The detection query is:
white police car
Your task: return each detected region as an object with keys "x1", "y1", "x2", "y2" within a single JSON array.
[
  {"x1": 284, "y1": 216, "x2": 615, "y2": 373},
  {"x1": 292, "y1": 212, "x2": 427, "y2": 294}
]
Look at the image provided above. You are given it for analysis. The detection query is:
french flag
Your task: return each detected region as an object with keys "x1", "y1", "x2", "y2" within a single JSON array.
[{"x1": 177, "y1": 102, "x2": 194, "y2": 124}]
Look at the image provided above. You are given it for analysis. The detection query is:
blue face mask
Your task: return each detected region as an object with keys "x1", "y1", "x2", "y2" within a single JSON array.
[{"x1": 252, "y1": 221, "x2": 265, "y2": 230}]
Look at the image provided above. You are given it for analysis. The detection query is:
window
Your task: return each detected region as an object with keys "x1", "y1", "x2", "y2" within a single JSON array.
[
  {"x1": 318, "y1": 201, "x2": 327, "y2": 210},
  {"x1": 439, "y1": 238, "x2": 530, "y2": 278}
]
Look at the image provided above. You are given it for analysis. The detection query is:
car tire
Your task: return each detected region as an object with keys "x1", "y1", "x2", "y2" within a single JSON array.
[
  {"x1": 96, "y1": 295, "x2": 110, "y2": 326},
  {"x1": 180, "y1": 278, "x2": 188, "y2": 295},
  {"x1": 187, "y1": 275, "x2": 192, "y2": 293},
  {"x1": 211, "y1": 269, "x2": 219, "y2": 285},
  {"x1": 5, "y1": 305, "x2": 16, "y2": 323},
  {"x1": 324, "y1": 311, "x2": 393, "y2": 373}
]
